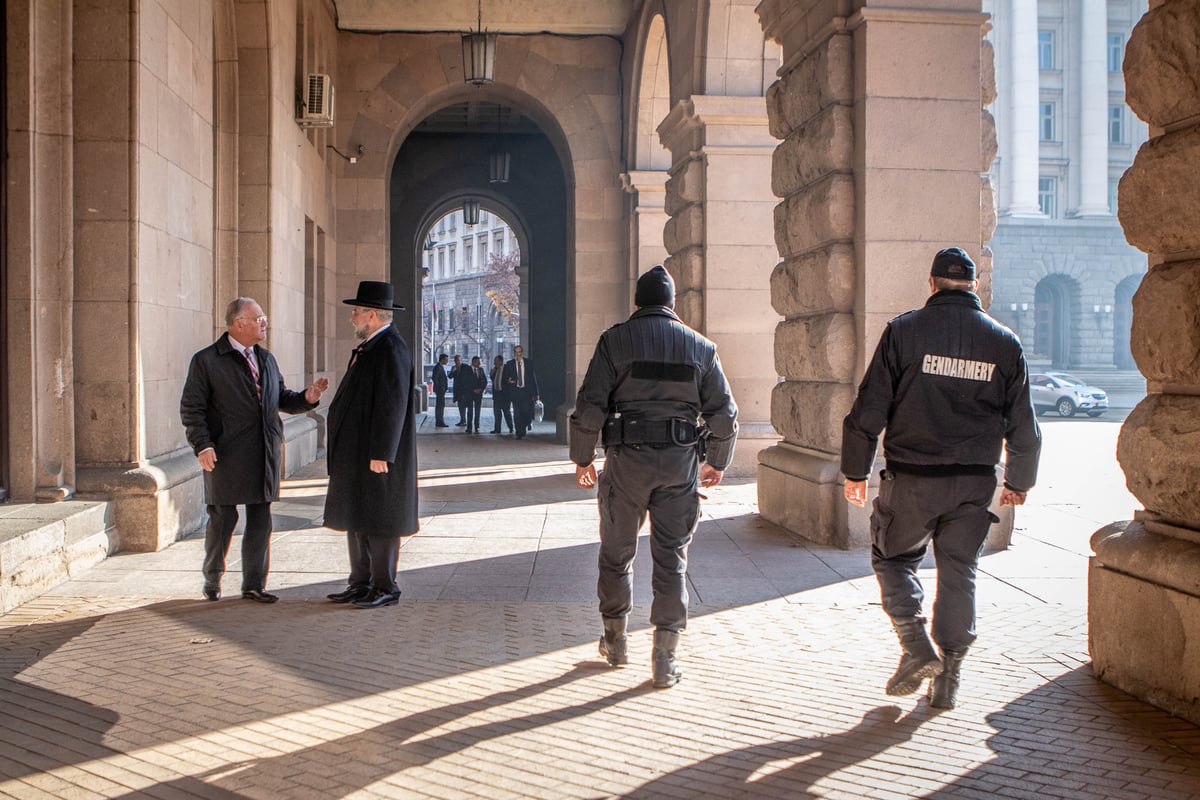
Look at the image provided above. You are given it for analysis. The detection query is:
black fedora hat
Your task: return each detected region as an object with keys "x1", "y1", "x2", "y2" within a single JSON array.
[{"x1": 343, "y1": 280, "x2": 405, "y2": 310}]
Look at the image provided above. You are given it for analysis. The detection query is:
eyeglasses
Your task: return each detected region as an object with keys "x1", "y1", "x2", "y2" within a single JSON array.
[{"x1": 239, "y1": 315, "x2": 268, "y2": 324}]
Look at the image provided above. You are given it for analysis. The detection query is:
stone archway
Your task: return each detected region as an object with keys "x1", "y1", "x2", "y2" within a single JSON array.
[
  {"x1": 621, "y1": 7, "x2": 673, "y2": 284},
  {"x1": 1033, "y1": 275, "x2": 1079, "y2": 368},
  {"x1": 333, "y1": 31, "x2": 626, "y2": 434},
  {"x1": 1112, "y1": 274, "x2": 1140, "y2": 369}
]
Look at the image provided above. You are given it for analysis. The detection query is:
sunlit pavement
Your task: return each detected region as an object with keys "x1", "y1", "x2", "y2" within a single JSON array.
[{"x1": 3, "y1": 408, "x2": 1199, "y2": 799}]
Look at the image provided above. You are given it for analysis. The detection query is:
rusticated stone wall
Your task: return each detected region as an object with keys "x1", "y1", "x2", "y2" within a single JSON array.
[
  {"x1": 1090, "y1": 0, "x2": 1200, "y2": 726},
  {"x1": 756, "y1": 1, "x2": 992, "y2": 547}
]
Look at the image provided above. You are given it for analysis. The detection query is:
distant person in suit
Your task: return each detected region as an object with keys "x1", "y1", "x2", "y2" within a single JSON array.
[
  {"x1": 466, "y1": 356, "x2": 487, "y2": 434},
  {"x1": 324, "y1": 281, "x2": 420, "y2": 609},
  {"x1": 451, "y1": 354, "x2": 469, "y2": 427},
  {"x1": 502, "y1": 345, "x2": 540, "y2": 439},
  {"x1": 490, "y1": 354, "x2": 513, "y2": 434},
  {"x1": 431, "y1": 353, "x2": 450, "y2": 427},
  {"x1": 181, "y1": 297, "x2": 328, "y2": 603}
]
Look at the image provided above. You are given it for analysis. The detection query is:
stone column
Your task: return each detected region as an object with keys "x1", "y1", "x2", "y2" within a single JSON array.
[
  {"x1": 1089, "y1": 0, "x2": 1200, "y2": 726},
  {"x1": 1076, "y1": 0, "x2": 1111, "y2": 216},
  {"x1": 619, "y1": 170, "x2": 669, "y2": 283},
  {"x1": 755, "y1": 0, "x2": 989, "y2": 547},
  {"x1": 5, "y1": 0, "x2": 76, "y2": 502},
  {"x1": 1007, "y1": 0, "x2": 1042, "y2": 215},
  {"x1": 657, "y1": 96, "x2": 780, "y2": 477}
]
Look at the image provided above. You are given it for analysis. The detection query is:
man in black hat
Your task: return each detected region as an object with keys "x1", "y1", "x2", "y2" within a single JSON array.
[
  {"x1": 323, "y1": 280, "x2": 420, "y2": 608},
  {"x1": 570, "y1": 264, "x2": 739, "y2": 688},
  {"x1": 841, "y1": 247, "x2": 1041, "y2": 709}
]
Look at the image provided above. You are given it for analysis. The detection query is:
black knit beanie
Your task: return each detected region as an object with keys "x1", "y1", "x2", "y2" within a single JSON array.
[{"x1": 634, "y1": 265, "x2": 675, "y2": 308}]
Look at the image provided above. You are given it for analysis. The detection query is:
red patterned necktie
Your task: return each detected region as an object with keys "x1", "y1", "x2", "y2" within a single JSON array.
[{"x1": 244, "y1": 348, "x2": 260, "y2": 398}]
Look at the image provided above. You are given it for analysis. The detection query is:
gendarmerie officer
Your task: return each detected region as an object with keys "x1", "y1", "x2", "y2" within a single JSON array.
[
  {"x1": 841, "y1": 247, "x2": 1041, "y2": 709},
  {"x1": 570, "y1": 265, "x2": 738, "y2": 688}
]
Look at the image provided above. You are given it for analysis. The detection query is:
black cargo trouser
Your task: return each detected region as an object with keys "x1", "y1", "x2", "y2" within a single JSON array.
[
  {"x1": 869, "y1": 469, "x2": 998, "y2": 652},
  {"x1": 597, "y1": 444, "x2": 700, "y2": 633}
]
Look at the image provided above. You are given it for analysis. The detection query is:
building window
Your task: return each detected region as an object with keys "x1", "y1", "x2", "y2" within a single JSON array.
[
  {"x1": 1038, "y1": 176, "x2": 1058, "y2": 218},
  {"x1": 1038, "y1": 30, "x2": 1055, "y2": 71},
  {"x1": 450, "y1": 244, "x2": 458, "y2": 274},
  {"x1": 480, "y1": 211, "x2": 489, "y2": 226},
  {"x1": 494, "y1": 231, "x2": 505, "y2": 255},
  {"x1": 479, "y1": 237, "x2": 489, "y2": 268},
  {"x1": 465, "y1": 241, "x2": 473, "y2": 273},
  {"x1": 1039, "y1": 102, "x2": 1056, "y2": 142},
  {"x1": 1107, "y1": 34, "x2": 1123, "y2": 73},
  {"x1": 438, "y1": 248, "x2": 445, "y2": 278},
  {"x1": 1109, "y1": 177, "x2": 1119, "y2": 214},
  {"x1": 1108, "y1": 105, "x2": 1124, "y2": 144}
]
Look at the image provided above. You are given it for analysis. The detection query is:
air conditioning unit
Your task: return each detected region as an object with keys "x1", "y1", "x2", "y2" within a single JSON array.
[{"x1": 297, "y1": 73, "x2": 334, "y2": 128}]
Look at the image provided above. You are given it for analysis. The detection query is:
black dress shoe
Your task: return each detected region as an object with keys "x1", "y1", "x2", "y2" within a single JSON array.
[
  {"x1": 326, "y1": 586, "x2": 371, "y2": 604},
  {"x1": 353, "y1": 590, "x2": 401, "y2": 609},
  {"x1": 203, "y1": 586, "x2": 220, "y2": 601},
  {"x1": 436, "y1": 423, "x2": 449, "y2": 428},
  {"x1": 241, "y1": 589, "x2": 279, "y2": 603}
]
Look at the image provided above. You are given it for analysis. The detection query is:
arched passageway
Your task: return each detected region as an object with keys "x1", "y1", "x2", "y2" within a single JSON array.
[
  {"x1": 389, "y1": 101, "x2": 569, "y2": 418},
  {"x1": 1034, "y1": 275, "x2": 1079, "y2": 368},
  {"x1": 1113, "y1": 274, "x2": 1140, "y2": 369}
]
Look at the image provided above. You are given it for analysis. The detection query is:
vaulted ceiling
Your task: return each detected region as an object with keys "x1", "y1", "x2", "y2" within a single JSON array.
[{"x1": 332, "y1": 0, "x2": 637, "y2": 35}]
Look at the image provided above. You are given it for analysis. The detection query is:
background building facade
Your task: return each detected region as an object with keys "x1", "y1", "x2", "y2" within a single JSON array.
[{"x1": 986, "y1": 0, "x2": 1150, "y2": 371}]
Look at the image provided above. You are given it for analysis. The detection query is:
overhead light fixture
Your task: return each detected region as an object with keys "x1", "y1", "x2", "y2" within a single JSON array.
[
  {"x1": 463, "y1": 199, "x2": 481, "y2": 225},
  {"x1": 462, "y1": 0, "x2": 496, "y2": 86}
]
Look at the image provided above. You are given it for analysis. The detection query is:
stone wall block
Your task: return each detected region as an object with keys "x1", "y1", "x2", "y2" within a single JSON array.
[
  {"x1": 1129, "y1": 260, "x2": 1200, "y2": 382},
  {"x1": 774, "y1": 313, "x2": 855, "y2": 382},
  {"x1": 774, "y1": 174, "x2": 855, "y2": 257},
  {"x1": 664, "y1": 158, "x2": 704, "y2": 216},
  {"x1": 771, "y1": 105, "x2": 853, "y2": 198},
  {"x1": 767, "y1": 34, "x2": 852, "y2": 137},
  {"x1": 981, "y1": 175, "x2": 997, "y2": 242},
  {"x1": 1118, "y1": 394, "x2": 1200, "y2": 526},
  {"x1": 981, "y1": 109, "x2": 997, "y2": 172},
  {"x1": 770, "y1": 381, "x2": 855, "y2": 453},
  {"x1": 1124, "y1": 1, "x2": 1200, "y2": 128},
  {"x1": 662, "y1": 205, "x2": 704, "y2": 254},
  {"x1": 770, "y1": 244, "x2": 855, "y2": 317},
  {"x1": 1119, "y1": 128, "x2": 1200, "y2": 255},
  {"x1": 976, "y1": 245, "x2": 994, "y2": 309},
  {"x1": 667, "y1": 248, "x2": 704, "y2": 294},
  {"x1": 981, "y1": 37, "x2": 996, "y2": 107}
]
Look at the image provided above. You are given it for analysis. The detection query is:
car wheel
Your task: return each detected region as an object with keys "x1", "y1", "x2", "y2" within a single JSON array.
[
  {"x1": 1087, "y1": 410, "x2": 1103, "y2": 418},
  {"x1": 1057, "y1": 398, "x2": 1076, "y2": 418}
]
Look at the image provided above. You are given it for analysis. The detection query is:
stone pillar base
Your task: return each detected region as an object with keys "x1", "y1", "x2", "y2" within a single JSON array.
[
  {"x1": 77, "y1": 415, "x2": 323, "y2": 553},
  {"x1": 1090, "y1": 518, "x2": 1200, "y2": 727},
  {"x1": 757, "y1": 443, "x2": 862, "y2": 549}
]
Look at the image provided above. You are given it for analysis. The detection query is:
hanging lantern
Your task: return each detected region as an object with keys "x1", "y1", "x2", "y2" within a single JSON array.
[
  {"x1": 463, "y1": 199, "x2": 481, "y2": 225},
  {"x1": 489, "y1": 150, "x2": 510, "y2": 183},
  {"x1": 461, "y1": 1, "x2": 495, "y2": 86}
]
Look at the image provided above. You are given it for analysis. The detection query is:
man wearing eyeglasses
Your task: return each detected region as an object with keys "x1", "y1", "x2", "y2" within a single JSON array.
[{"x1": 181, "y1": 297, "x2": 329, "y2": 604}]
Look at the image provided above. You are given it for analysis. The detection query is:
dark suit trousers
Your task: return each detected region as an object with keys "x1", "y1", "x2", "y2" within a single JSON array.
[
  {"x1": 457, "y1": 398, "x2": 469, "y2": 424},
  {"x1": 492, "y1": 394, "x2": 513, "y2": 432},
  {"x1": 202, "y1": 503, "x2": 272, "y2": 592},
  {"x1": 345, "y1": 532, "x2": 401, "y2": 594},
  {"x1": 512, "y1": 389, "x2": 534, "y2": 435},
  {"x1": 434, "y1": 391, "x2": 447, "y2": 424},
  {"x1": 467, "y1": 397, "x2": 483, "y2": 431}
]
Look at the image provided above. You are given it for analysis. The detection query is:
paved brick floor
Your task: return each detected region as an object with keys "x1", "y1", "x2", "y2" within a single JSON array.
[{"x1": 2, "y1": 413, "x2": 1198, "y2": 799}]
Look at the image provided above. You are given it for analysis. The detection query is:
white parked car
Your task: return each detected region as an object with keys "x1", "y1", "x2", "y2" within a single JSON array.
[{"x1": 1030, "y1": 372, "x2": 1109, "y2": 418}]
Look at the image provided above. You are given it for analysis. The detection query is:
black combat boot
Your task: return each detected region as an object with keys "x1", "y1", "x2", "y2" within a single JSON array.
[
  {"x1": 927, "y1": 648, "x2": 967, "y2": 709},
  {"x1": 599, "y1": 616, "x2": 628, "y2": 667},
  {"x1": 886, "y1": 616, "x2": 942, "y2": 696},
  {"x1": 652, "y1": 629, "x2": 682, "y2": 688}
]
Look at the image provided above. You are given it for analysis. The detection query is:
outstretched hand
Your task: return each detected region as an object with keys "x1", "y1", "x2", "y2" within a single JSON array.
[{"x1": 305, "y1": 377, "x2": 330, "y2": 404}]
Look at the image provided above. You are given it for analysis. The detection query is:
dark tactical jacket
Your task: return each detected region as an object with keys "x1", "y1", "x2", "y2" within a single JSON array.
[
  {"x1": 569, "y1": 306, "x2": 738, "y2": 470},
  {"x1": 841, "y1": 290, "x2": 1041, "y2": 491}
]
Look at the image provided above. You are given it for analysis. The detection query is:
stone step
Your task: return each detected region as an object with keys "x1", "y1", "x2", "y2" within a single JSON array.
[{"x1": 0, "y1": 501, "x2": 116, "y2": 613}]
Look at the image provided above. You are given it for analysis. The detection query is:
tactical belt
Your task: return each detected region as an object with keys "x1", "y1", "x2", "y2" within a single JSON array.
[{"x1": 602, "y1": 415, "x2": 699, "y2": 448}]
